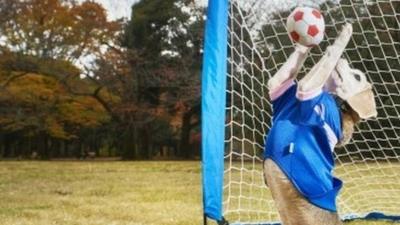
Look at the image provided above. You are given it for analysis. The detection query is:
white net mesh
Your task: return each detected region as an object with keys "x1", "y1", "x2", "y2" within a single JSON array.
[{"x1": 224, "y1": 0, "x2": 400, "y2": 223}]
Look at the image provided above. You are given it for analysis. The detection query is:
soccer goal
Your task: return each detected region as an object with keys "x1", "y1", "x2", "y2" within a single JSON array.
[{"x1": 201, "y1": 0, "x2": 400, "y2": 224}]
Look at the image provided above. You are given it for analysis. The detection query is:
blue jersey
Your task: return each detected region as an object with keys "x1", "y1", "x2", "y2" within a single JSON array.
[{"x1": 264, "y1": 79, "x2": 343, "y2": 212}]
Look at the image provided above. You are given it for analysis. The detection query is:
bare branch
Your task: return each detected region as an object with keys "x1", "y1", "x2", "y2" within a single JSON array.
[{"x1": 1, "y1": 72, "x2": 29, "y2": 88}]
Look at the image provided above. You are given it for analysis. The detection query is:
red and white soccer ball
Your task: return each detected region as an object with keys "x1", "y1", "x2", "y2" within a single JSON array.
[{"x1": 286, "y1": 7, "x2": 325, "y2": 47}]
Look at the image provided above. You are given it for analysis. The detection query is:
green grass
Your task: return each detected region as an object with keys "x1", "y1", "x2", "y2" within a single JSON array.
[{"x1": 0, "y1": 161, "x2": 398, "y2": 225}]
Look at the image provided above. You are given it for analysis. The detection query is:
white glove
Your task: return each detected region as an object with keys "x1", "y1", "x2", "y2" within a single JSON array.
[{"x1": 298, "y1": 23, "x2": 353, "y2": 94}]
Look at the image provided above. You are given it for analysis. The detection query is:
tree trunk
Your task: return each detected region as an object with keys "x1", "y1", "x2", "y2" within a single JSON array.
[
  {"x1": 139, "y1": 126, "x2": 151, "y2": 159},
  {"x1": 179, "y1": 112, "x2": 192, "y2": 158},
  {"x1": 41, "y1": 134, "x2": 50, "y2": 159},
  {"x1": 27, "y1": 136, "x2": 32, "y2": 158},
  {"x1": 122, "y1": 125, "x2": 136, "y2": 159},
  {"x1": 0, "y1": 133, "x2": 3, "y2": 158},
  {"x1": 179, "y1": 104, "x2": 200, "y2": 159},
  {"x1": 3, "y1": 134, "x2": 13, "y2": 158}
]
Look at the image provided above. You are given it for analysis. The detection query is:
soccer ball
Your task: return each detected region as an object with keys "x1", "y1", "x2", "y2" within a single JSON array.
[{"x1": 286, "y1": 7, "x2": 325, "y2": 47}]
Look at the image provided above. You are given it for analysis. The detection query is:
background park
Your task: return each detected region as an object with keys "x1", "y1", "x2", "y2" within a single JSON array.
[{"x1": 0, "y1": 0, "x2": 399, "y2": 225}]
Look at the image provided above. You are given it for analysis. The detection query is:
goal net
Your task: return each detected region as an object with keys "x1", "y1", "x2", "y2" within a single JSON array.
[{"x1": 219, "y1": 0, "x2": 400, "y2": 224}]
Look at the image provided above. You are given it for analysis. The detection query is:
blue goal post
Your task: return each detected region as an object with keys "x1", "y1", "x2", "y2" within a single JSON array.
[{"x1": 201, "y1": 0, "x2": 229, "y2": 223}]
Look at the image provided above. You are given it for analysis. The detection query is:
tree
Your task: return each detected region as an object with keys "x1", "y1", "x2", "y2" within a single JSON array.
[
  {"x1": 0, "y1": 55, "x2": 111, "y2": 158},
  {"x1": 121, "y1": 0, "x2": 204, "y2": 158},
  {"x1": 0, "y1": 0, "x2": 206, "y2": 159},
  {"x1": 0, "y1": 0, "x2": 120, "y2": 62},
  {"x1": 0, "y1": 0, "x2": 121, "y2": 158}
]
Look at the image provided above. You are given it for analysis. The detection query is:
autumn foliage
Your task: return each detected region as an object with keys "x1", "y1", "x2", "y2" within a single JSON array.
[{"x1": 0, "y1": 0, "x2": 204, "y2": 159}]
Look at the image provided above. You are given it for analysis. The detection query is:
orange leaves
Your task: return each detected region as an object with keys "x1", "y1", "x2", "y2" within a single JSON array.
[
  {"x1": 71, "y1": 1, "x2": 108, "y2": 29},
  {"x1": 44, "y1": 116, "x2": 70, "y2": 139},
  {"x1": 58, "y1": 95, "x2": 110, "y2": 129},
  {"x1": 0, "y1": 70, "x2": 111, "y2": 138},
  {"x1": 6, "y1": 73, "x2": 57, "y2": 104},
  {"x1": 0, "y1": 0, "x2": 121, "y2": 61}
]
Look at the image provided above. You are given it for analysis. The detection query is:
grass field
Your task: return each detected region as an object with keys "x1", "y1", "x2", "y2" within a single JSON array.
[{"x1": 0, "y1": 161, "x2": 398, "y2": 225}]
